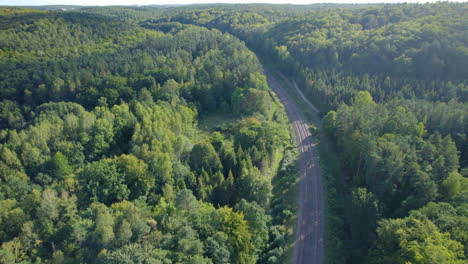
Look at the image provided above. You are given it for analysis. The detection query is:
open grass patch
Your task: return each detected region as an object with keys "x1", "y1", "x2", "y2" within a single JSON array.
[{"x1": 197, "y1": 111, "x2": 240, "y2": 132}]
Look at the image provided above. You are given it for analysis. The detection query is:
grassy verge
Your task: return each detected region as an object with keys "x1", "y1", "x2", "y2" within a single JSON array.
[
  {"x1": 270, "y1": 146, "x2": 299, "y2": 264},
  {"x1": 316, "y1": 132, "x2": 347, "y2": 263},
  {"x1": 267, "y1": 77, "x2": 300, "y2": 264}
]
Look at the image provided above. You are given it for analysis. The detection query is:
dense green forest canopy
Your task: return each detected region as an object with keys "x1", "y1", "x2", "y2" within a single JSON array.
[
  {"x1": 192, "y1": 3, "x2": 467, "y2": 264},
  {"x1": 0, "y1": 6, "x2": 298, "y2": 264},
  {"x1": 79, "y1": 2, "x2": 468, "y2": 264},
  {"x1": 0, "y1": 2, "x2": 467, "y2": 264},
  {"x1": 137, "y1": 2, "x2": 467, "y2": 264}
]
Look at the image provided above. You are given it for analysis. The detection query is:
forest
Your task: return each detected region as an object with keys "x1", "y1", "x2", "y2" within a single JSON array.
[
  {"x1": 0, "y1": 6, "x2": 298, "y2": 264},
  {"x1": 136, "y1": 3, "x2": 467, "y2": 263},
  {"x1": 0, "y1": 2, "x2": 467, "y2": 264}
]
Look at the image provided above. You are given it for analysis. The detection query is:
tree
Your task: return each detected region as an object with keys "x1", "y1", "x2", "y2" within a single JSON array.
[
  {"x1": 215, "y1": 207, "x2": 255, "y2": 264},
  {"x1": 0, "y1": 199, "x2": 28, "y2": 242},
  {"x1": 412, "y1": 202, "x2": 468, "y2": 255},
  {"x1": 0, "y1": 237, "x2": 27, "y2": 263},
  {"x1": 0, "y1": 147, "x2": 22, "y2": 170},
  {"x1": 114, "y1": 220, "x2": 132, "y2": 247},
  {"x1": 113, "y1": 154, "x2": 153, "y2": 199},
  {"x1": 37, "y1": 188, "x2": 60, "y2": 222},
  {"x1": 353, "y1": 91, "x2": 375, "y2": 107},
  {"x1": 98, "y1": 243, "x2": 170, "y2": 264},
  {"x1": 206, "y1": 232, "x2": 231, "y2": 264},
  {"x1": 0, "y1": 164, "x2": 31, "y2": 201},
  {"x1": 220, "y1": 143, "x2": 237, "y2": 175},
  {"x1": 190, "y1": 142, "x2": 223, "y2": 176},
  {"x1": 348, "y1": 188, "x2": 381, "y2": 262},
  {"x1": 373, "y1": 217, "x2": 465, "y2": 264},
  {"x1": 322, "y1": 110, "x2": 337, "y2": 137},
  {"x1": 46, "y1": 152, "x2": 73, "y2": 180},
  {"x1": 440, "y1": 171, "x2": 467, "y2": 200},
  {"x1": 175, "y1": 189, "x2": 198, "y2": 211},
  {"x1": 0, "y1": 100, "x2": 24, "y2": 129},
  {"x1": 111, "y1": 201, "x2": 150, "y2": 242},
  {"x1": 149, "y1": 153, "x2": 173, "y2": 194},
  {"x1": 87, "y1": 118, "x2": 114, "y2": 160},
  {"x1": 237, "y1": 167, "x2": 271, "y2": 208},
  {"x1": 210, "y1": 131, "x2": 225, "y2": 151},
  {"x1": 235, "y1": 199, "x2": 269, "y2": 256},
  {"x1": 92, "y1": 203, "x2": 115, "y2": 248},
  {"x1": 78, "y1": 159, "x2": 129, "y2": 205},
  {"x1": 158, "y1": 79, "x2": 180, "y2": 102},
  {"x1": 401, "y1": 166, "x2": 438, "y2": 213}
]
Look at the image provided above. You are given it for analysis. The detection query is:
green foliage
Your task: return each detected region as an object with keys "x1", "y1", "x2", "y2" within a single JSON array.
[
  {"x1": 158, "y1": 2, "x2": 466, "y2": 262},
  {"x1": 373, "y1": 217, "x2": 465, "y2": 264},
  {"x1": 113, "y1": 154, "x2": 153, "y2": 200},
  {"x1": 237, "y1": 167, "x2": 272, "y2": 208},
  {"x1": 0, "y1": 100, "x2": 25, "y2": 129},
  {"x1": 215, "y1": 207, "x2": 255, "y2": 264},
  {"x1": 348, "y1": 188, "x2": 381, "y2": 262},
  {"x1": 190, "y1": 141, "x2": 223, "y2": 176},
  {"x1": 0, "y1": 6, "x2": 294, "y2": 263},
  {"x1": 46, "y1": 152, "x2": 73, "y2": 179},
  {"x1": 92, "y1": 203, "x2": 115, "y2": 248},
  {"x1": 2, "y1": 3, "x2": 466, "y2": 263},
  {"x1": 0, "y1": 199, "x2": 28, "y2": 242},
  {"x1": 235, "y1": 199, "x2": 270, "y2": 257},
  {"x1": 413, "y1": 201, "x2": 468, "y2": 256},
  {"x1": 440, "y1": 171, "x2": 467, "y2": 201},
  {"x1": 78, "y1": 159, "x2": 130, "y2": 205}
]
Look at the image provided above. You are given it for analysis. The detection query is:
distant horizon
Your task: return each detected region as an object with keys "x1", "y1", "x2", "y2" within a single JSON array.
[{"x1": 2, "y1": 0, "x2": 467, "y2": 7}]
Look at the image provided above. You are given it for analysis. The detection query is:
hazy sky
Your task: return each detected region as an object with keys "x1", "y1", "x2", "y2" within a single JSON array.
[{"x1": 2, "y1": 0, "x2": 466, "y2": 6}]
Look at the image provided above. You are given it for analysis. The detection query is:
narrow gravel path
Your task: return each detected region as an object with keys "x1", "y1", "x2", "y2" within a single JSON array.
[{"x1": 264, "y1": 69, "x2": 324, "y2": 264}]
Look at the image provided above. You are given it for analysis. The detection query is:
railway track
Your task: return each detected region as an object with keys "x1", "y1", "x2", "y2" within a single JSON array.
[{"x1": 264, "y1": 69, "x2": 324, "y2": 264}]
